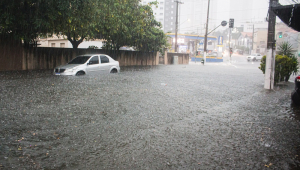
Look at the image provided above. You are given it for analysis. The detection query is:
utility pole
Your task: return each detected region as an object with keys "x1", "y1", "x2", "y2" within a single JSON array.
[
  {"x1": 229, "y1": 18, "x2": 234, "y2": 63},
  {"x1": 252, "y1": 24, "x2": 254, "y2": 54},
  {"x1": 203, "y1": 0, "x2": 210, "y2": 65},
  {"x1": 264, "y1": 0, "x2": 278, "y2": 90},
  {"x1": 175, "y1": 0, "x2": 183, "y2": 53}
]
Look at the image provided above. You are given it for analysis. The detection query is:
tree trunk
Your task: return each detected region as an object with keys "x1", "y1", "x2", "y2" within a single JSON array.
[{"x1": 67, "y1": 33, "x2": 85, "y2": 49}]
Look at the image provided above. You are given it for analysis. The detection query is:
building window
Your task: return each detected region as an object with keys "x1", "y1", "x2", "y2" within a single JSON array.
[
  {"x1": 160, "y1": 2, "x2": 163, "y2": 4},
  {"x1": 171, "y1": 22, "x2": 173, "y2": 25},
  {"x1": 51, "y1": 43, "x2": 55, "y2": 47},
  {"x1": 160, "y1": 13, "x2": 163, "y2": 15},
  {"x1": 171, "y1": 5, "x2": 174, "y2": 8},
  {"x1": 160, "y1": 7, "x2": 163, "y2": 10},
  {"x1": 171, "y1": 17, "x2": 173, "y2": 19},
  {"x1": 60, "y1": 43, "x2": 65, "y2": 48},
  {"x1": 171, "y1": 11, "x2": 173, "y2": 14}
]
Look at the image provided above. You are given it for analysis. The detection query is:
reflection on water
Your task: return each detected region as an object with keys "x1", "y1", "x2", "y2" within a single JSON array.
[{"x1": 290, "y1": 104, "x2": 300, "y2": 121}]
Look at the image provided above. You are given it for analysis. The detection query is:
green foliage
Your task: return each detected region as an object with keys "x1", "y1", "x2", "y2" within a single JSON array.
[
  {"x1": 259, "y1": 55, "x2": 298, "y2": 83},
  {"x1": 1, "y1": 0, "x2": 168, "y2": 51},
  {"x1": 100, "y1": 0, "x2": 168, "y2": 52},
  {"x1": 52, "y1": 0, "x2": 100, "y2": 49},
  {"x1": 278, "y1": 41, "x2": 294, "y2": 58},
  {"x1": 0, "y1": 0, "x2": 56, "y2": 47}
]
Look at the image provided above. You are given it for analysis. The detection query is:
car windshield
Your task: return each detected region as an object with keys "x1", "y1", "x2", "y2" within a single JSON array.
[{"x1": 68, "y1": 56, "x2": 91, "y2": 64}]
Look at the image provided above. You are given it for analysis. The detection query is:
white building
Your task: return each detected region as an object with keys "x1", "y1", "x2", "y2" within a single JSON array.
[
  {"x1": 140, "y1": 0, "x2": 166, "y2": 31},
  {"x1": 37, "y1": 35, "x2": 103, "y2": 49}
]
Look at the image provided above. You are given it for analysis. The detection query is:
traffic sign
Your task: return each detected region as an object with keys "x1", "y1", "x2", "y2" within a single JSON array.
[{"x1": 221, "y1": 21, "x2": 227, "y2": 27}]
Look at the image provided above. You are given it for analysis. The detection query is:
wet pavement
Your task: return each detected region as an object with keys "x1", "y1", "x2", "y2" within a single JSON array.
[{"x1": 1, "y1": 59, "x2": 300, "y2": 169}]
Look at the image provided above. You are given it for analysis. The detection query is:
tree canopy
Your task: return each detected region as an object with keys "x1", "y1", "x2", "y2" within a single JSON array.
[{"x1": 0, "y1": 0, "x2": 168, "y2": 51}]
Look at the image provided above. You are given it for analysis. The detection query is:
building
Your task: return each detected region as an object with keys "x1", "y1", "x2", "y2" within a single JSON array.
[
  {"x1": 37, "y1": 35, "x2": 103, "y2": 49},
  {"x1": 237, "y1": 32, "x2": 253, "y2": 54},
  {"x1": 275, "y1": 22, "x2": 300, "y2": 56},
  {"x1": 253, "y1": 28, "x2": 268, "y2": 55},
  {"x1": 163, "y1": 0, "x2": 176, "y2": 33},
  {"x1": 140, "y1": 0, "x2": 174, "y2": 33}
]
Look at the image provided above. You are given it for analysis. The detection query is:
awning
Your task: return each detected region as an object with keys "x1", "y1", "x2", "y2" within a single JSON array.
[{"x1": 272, "y1": 4, "x2": 300, "y2": 32}]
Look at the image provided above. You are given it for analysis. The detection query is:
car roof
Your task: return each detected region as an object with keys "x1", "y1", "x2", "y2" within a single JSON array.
[{"x1": 77, "y1": 54, "x2": 108, "y2": 57}]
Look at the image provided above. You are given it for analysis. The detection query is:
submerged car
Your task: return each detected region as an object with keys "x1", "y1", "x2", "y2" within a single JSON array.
[
  {"x1": 247, "y1": 53, "x2": 262, "y2": 61},
  {"x1": 53, "y1": 54, "x2": 120, "y2": 76},
  {"x1": 291, "y1": 76, "x2": 300, "y2": 105}
]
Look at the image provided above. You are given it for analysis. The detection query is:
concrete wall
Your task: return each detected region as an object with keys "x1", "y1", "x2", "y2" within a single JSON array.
[
  {"x1": 0, "y1": 44, "x2": 159, "y2": 71},
  {"x1": 164, "y1": 52, "x2": 189, "y2": 65}
]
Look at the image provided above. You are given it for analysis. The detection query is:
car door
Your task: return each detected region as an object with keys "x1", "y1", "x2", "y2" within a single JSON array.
[
  {"x1": 99, "y1": 55, "x2": 111, "y2": 73},
  {"x1": 86, "y1": 55, "x2": 100, "y2": 73}
]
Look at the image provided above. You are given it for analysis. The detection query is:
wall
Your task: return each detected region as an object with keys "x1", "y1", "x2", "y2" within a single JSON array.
[
  {"x1": 0, "y1": 37, "x2": 23, "y2": 71},
  {"x1": 0, "y1": 45, "x2": 159, "y2": 71},
  {"x1": 165, "y1": 52, "x2": 189, "y2": 65}
]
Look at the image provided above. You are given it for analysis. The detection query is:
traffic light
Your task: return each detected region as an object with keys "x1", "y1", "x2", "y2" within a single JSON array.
[
  {"x1": 278, "y1": 32, "x2": 282, "y2": 38},
  {"x1": 229, "y1": 18, "x2": 234, "y2": 28}
]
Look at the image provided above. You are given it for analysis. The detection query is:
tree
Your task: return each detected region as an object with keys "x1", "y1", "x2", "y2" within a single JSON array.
[
  {"x1": 278, "y1": 41, "x2": 294, "y2": 58},
  {"x1": 1, "y1": 0, "x2": 168, "y2": 52},
  {"x1": 100, "y1": 0, "x2": 168, "y2": 52},
  {"x1": 52, "y1": 0, "x2": 101, "y2": 49},
  {"x1": 0, "y1": 0, "x2": 56, "y2": 47}
]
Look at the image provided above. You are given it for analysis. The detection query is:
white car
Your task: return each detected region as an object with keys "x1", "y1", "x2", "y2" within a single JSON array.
[
  {"x1": 53, "y1": 54, "x2": 120, "y2": 76},
  {"x1": 247, "y1": 53, "x2": 262, "y2": 61}
]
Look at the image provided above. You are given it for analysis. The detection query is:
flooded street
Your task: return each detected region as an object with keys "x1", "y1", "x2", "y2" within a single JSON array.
[{"x1": 1, "y1": 59, "x2": 300, "y2": 169}]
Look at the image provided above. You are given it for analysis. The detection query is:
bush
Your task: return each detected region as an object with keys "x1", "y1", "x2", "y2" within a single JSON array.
[{"x1": 259, "y1": 55, "x2": 298, "y2": 83}]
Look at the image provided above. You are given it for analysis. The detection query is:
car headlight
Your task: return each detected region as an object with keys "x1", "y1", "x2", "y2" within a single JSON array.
[{"x1": 65, "y1": 67, "x2": 77, "y2": 72}]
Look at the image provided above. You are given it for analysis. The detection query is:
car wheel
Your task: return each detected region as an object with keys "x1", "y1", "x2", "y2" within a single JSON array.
[
  {"x1": 110, "y1": 69, "x2": 118, "y2": 73},
  {"x1": 253, "y1": 58, "x2": 256, "y2": 61},
  {"x1": 76, "y1": 71, "x2": 85, "y2": 76}
]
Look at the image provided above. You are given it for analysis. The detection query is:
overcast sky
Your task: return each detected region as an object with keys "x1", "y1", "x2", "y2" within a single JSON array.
[{"x1": 178, "y1": 0, "x2": 298, "y2": 34}]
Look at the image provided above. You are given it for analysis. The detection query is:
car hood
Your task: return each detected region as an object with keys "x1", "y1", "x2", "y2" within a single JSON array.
[{"x1": 55, "y1": 64, "x2": 82, "y2": 69}]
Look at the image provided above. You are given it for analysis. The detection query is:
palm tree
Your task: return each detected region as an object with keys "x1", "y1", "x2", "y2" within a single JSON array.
[{"x1": 278, "y1": 41, "x2": 294, "y2": 58}]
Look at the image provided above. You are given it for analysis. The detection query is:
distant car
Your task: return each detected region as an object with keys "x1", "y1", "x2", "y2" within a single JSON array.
[
  {"x1": 53, "y1": 54, "x2": 120, "y2": 76},
  {"x1": 292, "y1": 76, "x2": 300, "y2": 105},
  {"x1": 209, "y1": 52, "x2": 223, "y2": 57},
  {"x1": 247, "y1": 53, "x2": 262, "y2": 61}
]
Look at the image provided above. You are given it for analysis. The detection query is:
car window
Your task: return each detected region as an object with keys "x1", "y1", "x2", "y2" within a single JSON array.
[
  {"x1": 88, "y1": 56, "x2": 99, "y2": 65},
  {"x1": 68, "y1": 56, "x2": 90, "y2": 64},
  {"x1": 100, "y1": 56, "x2": 109, "y2": 63}
]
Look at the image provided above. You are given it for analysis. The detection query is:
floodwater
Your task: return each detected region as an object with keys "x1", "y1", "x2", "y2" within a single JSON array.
[{"x1": 1, "y1": 63, "x2": 300, "y2": 169}]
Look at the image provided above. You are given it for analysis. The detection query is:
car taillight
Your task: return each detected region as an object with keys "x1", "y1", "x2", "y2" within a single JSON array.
[{"x1": 297, "y1": 76, "x2": 300, "y2": 82}]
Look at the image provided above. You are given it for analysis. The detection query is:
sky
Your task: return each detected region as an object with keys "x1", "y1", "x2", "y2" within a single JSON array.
[{"x1": 178, "y1": 0, "x2": 298, "y2": 34}]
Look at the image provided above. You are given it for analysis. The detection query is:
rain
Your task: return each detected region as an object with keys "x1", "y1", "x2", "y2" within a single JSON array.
[{"x1": 1, "y1": 0, "x2": 300, "y2": 169}]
